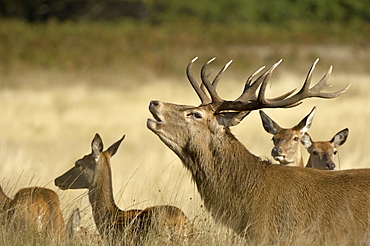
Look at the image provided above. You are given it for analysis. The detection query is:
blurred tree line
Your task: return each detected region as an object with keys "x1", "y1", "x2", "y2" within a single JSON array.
[{"x1": 0, "y1": 0, "x2": 369, "y2": 24}]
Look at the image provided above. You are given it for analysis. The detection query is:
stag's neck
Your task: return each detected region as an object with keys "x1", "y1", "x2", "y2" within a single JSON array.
[
  {"x1": 0, "y1": 186, "x2": 12, "y2": 212},
  {"x1": 182, "y1": 130, "x2": 269, "y2": 233},
  {"x1": 185, "y1": 130, "x2": 266, "y2": 198},
  {"x1": 88, "y1": 154, "x2": 121, "y2": 232}
]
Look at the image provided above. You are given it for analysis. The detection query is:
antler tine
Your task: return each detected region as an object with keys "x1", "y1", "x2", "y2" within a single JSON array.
[
  {"x1": 246, "y1": 66, "x2": 266, "y2": 86},
  {"x1": 310, "y1": 65, "x2": 333, "y2": 92},
  {"x1": 296, "y1": 58, "x2": 319, "y2": 96},
  {"x1": 258, "y1": 59, "x2": 351, "y2": 108},
  {"x1": 257, "y1": 59, "x2": 283, "y2": 104},
  {"x1": 201, "y1": 58, "x2": 224, "y2": 103},
  {"x1": 308, "y1": 65, "x2": 351, "y2": 98},
  {"x1": 235, "y1": 66, "x2": 266, "y2": 102},
  {"x1": 199, "y1": 69, "x2": 215, "y2": 97},
  {"x1": 269, "y1": 89, "x2": 297, "y2": 101},
  {"x1": 186, "y1": 57, "x2": 212, "y2": 104},
  {"x1": 212, "y1": 60, "x2": 233, "y2": 88}
]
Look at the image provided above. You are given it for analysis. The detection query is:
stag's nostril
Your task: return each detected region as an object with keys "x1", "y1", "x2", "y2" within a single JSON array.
[{"x1": 150, "y1": 100, "x2": 159, "y2": 107}]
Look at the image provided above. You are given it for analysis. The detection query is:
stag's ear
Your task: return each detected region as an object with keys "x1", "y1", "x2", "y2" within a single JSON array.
[
  {"x1": 92, "y1": 133, "x2": 104, "y2": 156},
  {"x1": 259, "y1": 110, "x2": 281, "y2": 135},
  {"x1": 330, "y1": 128, "x2": 348, "y2": 148},
  {"x1": 107, "y1": 135, "x2": 125, "y2": 157},
  {"x1": 297, "y1": 106, "x2": 316, "y2": 134},
  {"x1": 217, "y1": 111, "x2": 250, "y2": 127},
  {"x1": 301, "y1": 132, "x2": 313, "y2": 149}
]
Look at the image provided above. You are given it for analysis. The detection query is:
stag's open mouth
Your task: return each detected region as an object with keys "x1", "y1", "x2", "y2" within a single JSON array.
[
  {"x1": 147, "y1": 110, "x2": 163, "y2": 126},
  {"x1": 148, "y1": 113, "x2": 163, "y2": 125},
  {"x1": 147, "y1": 101, "x2": 164, "y2": 132}
]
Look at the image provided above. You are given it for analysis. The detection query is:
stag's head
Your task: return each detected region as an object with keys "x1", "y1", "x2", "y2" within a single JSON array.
[
  {"x1": 54, "y1": 134, "x2": 125, "y2": 190},
  {"x1": 147, "y1": 57, "x2": 350, "y2": 161}
]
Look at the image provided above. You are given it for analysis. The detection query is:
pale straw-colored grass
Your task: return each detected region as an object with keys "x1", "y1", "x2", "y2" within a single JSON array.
[{"x1": 0, "y1": 61, "x2": 368, "y2": 244}]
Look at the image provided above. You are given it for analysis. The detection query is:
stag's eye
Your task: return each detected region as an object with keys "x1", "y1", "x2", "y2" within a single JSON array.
[
  {"x1": 293, "y1": 136, "x2": 299, "y2": 141},
  {"x1": 334, "y1": 150, "x2": 338, "y2": 155},
  {"x1": 193, "y1": 112, "x2": 202, "y2": 119},
  {"x1": 312, "y1": 151, "x2": 318, "y2": 155},
  {"x1": 186, "y1": 112, "x2": 203, "y2": 119}
]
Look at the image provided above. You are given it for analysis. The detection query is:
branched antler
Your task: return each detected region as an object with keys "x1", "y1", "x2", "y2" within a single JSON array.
[{"x1": 186, "y1": 58, "x2": 351, "y2": 113}]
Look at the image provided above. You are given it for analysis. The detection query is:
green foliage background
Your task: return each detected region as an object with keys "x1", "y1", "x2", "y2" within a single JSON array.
[
  {"x1": 0, "y1": 0, "x2": 369, "y2": 86},
  {"x1": 1, "y1": 0, "x2": 369, "y2": 24}
]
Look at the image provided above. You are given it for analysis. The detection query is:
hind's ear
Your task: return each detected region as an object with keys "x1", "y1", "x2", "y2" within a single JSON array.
[
  {"x1": 330, "y1": 128, "x2": 349, "y2": 148},
  {"x1": 107, "y1": 135, "x2": 126, "y2": 157},
  {"x1": 92, "y1": 133, "x2": 103, "y2": 156},
  {"x1": 301, "y1": 132, "x2": 313, "y2": 149},
  {"x1": 259, "y1": 110, "x2": 281, "y2": 135},
  {"x1": 297, "y1": 106, "x2": 316, "y2": 134}
]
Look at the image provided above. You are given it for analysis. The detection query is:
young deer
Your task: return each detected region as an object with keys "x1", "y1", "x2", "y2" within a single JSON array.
[
  {"x1": 0, "y1": 185, "x2": 65, "y2": 240},
  {"x1": 301, "y1": 128, "x2": 349, "y2": 170},
  {"x1": 145, "y1": 58, "x2": 370, "y2": 244},
  {"x1": 54, "y1": 134, "x2": 193, "y2": 244},
  {"x1": 259, "y1": 107, "x2": 316, "y2": 167}
]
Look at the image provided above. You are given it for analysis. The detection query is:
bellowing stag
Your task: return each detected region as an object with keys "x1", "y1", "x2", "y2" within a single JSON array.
[{"x1": 146, "y1": 58, "x2": 369, "y2": 244}]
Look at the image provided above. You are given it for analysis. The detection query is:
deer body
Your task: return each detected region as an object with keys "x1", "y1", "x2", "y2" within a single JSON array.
[
  {"x1": 55, "y1": 134, "x2": 193, "y2": 244},
  {"x1": 147, "y1": 58, "x2": 369, "y2": 243},
  {"x1": 0, "y1": 186, "x2": 65, "y2": 239}
]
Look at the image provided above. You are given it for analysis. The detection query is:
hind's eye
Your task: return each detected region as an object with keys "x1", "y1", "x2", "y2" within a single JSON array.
[
  {"x1": 334, "y1": 150, "x2": 338, "y2": 155},
  {"x1": 312, "y1": 151, "x2": 318, "y2": 155}
]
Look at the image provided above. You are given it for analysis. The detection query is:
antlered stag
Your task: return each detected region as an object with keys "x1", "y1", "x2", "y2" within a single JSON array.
[
  {"x1": 146, "y1": 58, "x2": 370, "y2": 244},
  {"x1": 259, "y1": 107, "x2": 316, "y2": 167},
  {"x1": 302, "y1": 128, "x2": 349, "y2": 170},
  {"x1": 0, "y1": 185, "x2": 65, "y2": 240},
  {"x1": 54, "y1": 134, "x2": 193, "y2": 244}
]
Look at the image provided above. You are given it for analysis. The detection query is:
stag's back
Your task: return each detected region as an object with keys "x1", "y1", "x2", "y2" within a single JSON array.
[{"x1": 250, "y1": 165, "x2": 370, "y2": 243}]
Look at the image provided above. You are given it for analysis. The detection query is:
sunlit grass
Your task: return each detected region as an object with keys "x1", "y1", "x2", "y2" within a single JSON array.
[
  {"x1": 0, "y1": 18, "x2": 369, "y2": 244},
  {"x1": 0, "y1": 60, "x2": 368, "y2": 244}
]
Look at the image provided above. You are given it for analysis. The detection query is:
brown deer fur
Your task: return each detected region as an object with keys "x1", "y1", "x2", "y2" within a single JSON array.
[
  {"x1": 55, "y1": 134, "x2": 193, "y2": 244},
  {"x1": 147, "y1": 58, "x2": 368, "y2": 244},
  {"x1": 0, "y1": 185, "x2": 65, "y2": 239}
]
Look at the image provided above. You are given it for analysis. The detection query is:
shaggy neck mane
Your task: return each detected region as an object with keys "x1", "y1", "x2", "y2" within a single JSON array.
[{"x1": 182, "y1": 128, "x2": 269, "y2": 232}]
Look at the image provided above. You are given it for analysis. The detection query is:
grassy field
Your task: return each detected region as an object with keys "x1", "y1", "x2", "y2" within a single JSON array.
[{"x1": 0, "y1": 19, "x2": 369, "y2": 244}]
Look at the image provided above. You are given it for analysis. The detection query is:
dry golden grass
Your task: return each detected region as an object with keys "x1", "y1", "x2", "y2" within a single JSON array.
[{"x1": 0, "y1": 59, "x2": 368, "y2": 244}]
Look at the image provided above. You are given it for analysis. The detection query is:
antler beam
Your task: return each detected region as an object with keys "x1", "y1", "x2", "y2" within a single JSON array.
[{"x1": 186, "y1": 58, "x2": 351, "y2": 112}]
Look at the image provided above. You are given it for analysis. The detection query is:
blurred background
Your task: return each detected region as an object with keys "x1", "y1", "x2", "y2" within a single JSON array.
[{"x1": 0, "y1": 0, "x2": 369, "y2": 237}]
